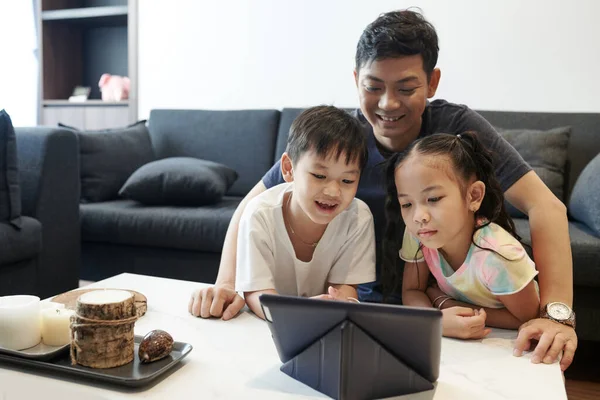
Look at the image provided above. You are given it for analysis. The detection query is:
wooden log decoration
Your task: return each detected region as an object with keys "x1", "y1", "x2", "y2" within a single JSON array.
[{"x1": 70, "y1": 289, "x2": 138, "y2": 368}]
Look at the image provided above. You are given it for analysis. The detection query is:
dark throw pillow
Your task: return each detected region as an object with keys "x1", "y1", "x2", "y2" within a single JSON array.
[
  {"x1": 118, "y1": 157, "x2": 239, "y2": 206},
  {"x1": 0, "y1": 109, "x2": 22, "y2": 228},
  {"x1": 496, "y1": 126, "x2": 571, "y2": 218},
  {"x1": 61, "y1": 121, "x2": 155, "y2": 203},
  {"x1": 569, "y1": 153, "x2": 600, "y2": 236}
]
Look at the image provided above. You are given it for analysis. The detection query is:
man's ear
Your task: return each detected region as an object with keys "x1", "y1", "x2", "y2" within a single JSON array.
[
  {"x1": 280, "y1": 152, "x2": 294, "y2": 183},
  {"x1": 468, "y1": 180, "x2": 486, "y2": 213},
  {"x1": 353, "y1": 69, "x2": 359, "y2": 88},
  {"x1": 427, "y1": 68, "x2": 441, "y2": 98}
]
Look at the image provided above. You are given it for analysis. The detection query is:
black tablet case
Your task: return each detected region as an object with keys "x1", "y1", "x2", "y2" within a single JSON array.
[{"x1": 260, "y1": 294, "x2": 442, "y2": 400}]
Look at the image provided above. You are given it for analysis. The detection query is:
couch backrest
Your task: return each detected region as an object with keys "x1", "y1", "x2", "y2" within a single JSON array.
[
  {"x1": 477, "y1": 110, "x2": 600, "y2": 200},
  {"x1": 148, "y1": 109, "x2": 281, "y2": 196}
]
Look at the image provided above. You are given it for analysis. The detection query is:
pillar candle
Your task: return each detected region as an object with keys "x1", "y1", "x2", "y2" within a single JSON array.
[
  {"x1": 41, "y1": 308, "x2": 75, "y2": 346},
  {"x1": 0, "y1": 295, "x2": 41, "y2": 351}
]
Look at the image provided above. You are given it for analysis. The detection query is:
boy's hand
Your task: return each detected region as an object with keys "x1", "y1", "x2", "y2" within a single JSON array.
[
  {"x1": 188, "y1": 284, "x2": 245, "y2": 320},
  {"x1": 442, "y1": 307, "x2": 492, "y2": 340},
  {"x1": 311, "y1": 286, "x2": 356, "y2": 302}
]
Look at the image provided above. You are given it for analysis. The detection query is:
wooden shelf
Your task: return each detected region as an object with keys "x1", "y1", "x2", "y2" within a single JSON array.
[
  {"x1": 43, "y1": 100, "x2": 129, "y2": 107},
  {"x1": 42, "y1": 6, "x2": 128, "y2": 26}
]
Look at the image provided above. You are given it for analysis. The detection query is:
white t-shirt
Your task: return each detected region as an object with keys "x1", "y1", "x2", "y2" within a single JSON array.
[{"x1": 236, "y1": 182, "x2": 376, "y2": 297}]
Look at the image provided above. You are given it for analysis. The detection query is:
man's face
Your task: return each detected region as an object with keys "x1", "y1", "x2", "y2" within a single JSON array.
[
  {"x1": 354, "y1": 56, "x2": 440, "y2": 150},
  {"x1": 290, "y1": 150, "x2": 361, "y2": 226},
  {"x1": 395, "y1": 155, "x2": 472, "y2": 252}
]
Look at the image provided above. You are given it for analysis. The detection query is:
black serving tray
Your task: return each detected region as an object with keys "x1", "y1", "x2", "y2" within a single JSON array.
[{"x1": 0, "y1": 335, "x2": 192, "y2": 387}]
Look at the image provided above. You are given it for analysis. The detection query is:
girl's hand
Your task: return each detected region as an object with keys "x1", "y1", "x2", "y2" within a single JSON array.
[{"x1": 442, "y1": 307, "x2": 492, "y2": 340}]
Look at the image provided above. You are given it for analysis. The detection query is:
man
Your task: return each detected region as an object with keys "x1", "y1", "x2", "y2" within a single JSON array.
[{"x1": 188, "y1": 9, "x2": 577, "y2": 371}]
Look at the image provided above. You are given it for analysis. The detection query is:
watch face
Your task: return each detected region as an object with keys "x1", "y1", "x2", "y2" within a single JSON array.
[{"x1": 548, "y1": 302, "x2": 571, "y2": 320}]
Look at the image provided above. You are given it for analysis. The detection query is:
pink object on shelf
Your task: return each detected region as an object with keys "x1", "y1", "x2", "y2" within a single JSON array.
[{"x1": 98, "y1": 73, "x2": 130, "y2": 102}]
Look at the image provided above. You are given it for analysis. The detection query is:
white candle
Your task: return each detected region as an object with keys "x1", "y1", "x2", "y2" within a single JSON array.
[
  {"x1": 41, "y1": 308, "x2": 75, "y2": 346},
  {"x1": 0, "y1": 295, "x2": 41, "y2": 350}
]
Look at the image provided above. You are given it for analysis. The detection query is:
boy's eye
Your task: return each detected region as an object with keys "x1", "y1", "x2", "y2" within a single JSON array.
[
  {"x1": 364, "y1": 85, "x2": 381, "y2": 92},
  {"x1": 400, "y1": 88, "x2": 416, "y2": 94},
  {"x1": 311, "y1": 173, "x2": 326, "y2": 180},
  {"x1": 342, "y1": 179, "x2": 355, "y2": 184},
  {"x1": 428, "y1": 196, "x2": 442, "y2": 203},
  {"x1": 400, "y1": 203, "x2": 412, "y2": 209}
]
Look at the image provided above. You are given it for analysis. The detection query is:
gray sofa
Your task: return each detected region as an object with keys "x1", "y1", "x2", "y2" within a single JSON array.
[
  {"x1": 0, "y1": 126, "x2": 80, "y2": 298},
  {"x1": 78, "y1": 108, "x2": 600, "y2": 340}
]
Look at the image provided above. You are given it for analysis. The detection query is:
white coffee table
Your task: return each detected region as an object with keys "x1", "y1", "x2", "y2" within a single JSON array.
[{"x1": 0, "y1": 273, "x2": 567, "y2": 399}]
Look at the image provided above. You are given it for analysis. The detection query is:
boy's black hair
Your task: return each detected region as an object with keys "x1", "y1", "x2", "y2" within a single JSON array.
[
  {"x1": 381, "y1": 131, "x2": 521, "y2": 297},
  {"x1": 286, "y1": 105, "x2": 368, "y2": 170},
  {"x1": 355, "y1": 9, "x2": 439, "y2": 78}
]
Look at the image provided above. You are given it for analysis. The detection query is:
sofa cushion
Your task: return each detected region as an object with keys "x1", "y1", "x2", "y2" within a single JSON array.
[
  {"x1": 0, "y1": 217, "x2": 42, "y2": 265},
  {"x1": 119, "y1": 157, "x2": 238, "y2": 206},
  {"x1": 513, "y1": 218, "x2": 600, "y2": 288},
  {"x1": 61, "y1": 121, "x2": 155, "y2": 203},
  {"x1": 569, "y1": 153, "x2": 600, "y2": 236},
  {"x1": 0, "y1": 110, "x2": 21, "y2": 228},
  {"x1": 147, "y1": 109, "x2": 280, "y2": 196},
  {"x1": 496, "y1": 126, "x2": 570, "y2": 218},
  {"x1": 80, "y1": 198, "x2": 242, "y2": 252}
]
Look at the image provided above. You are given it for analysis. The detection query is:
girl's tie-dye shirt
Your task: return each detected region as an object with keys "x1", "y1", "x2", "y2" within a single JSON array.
[{"x1": 400, "y1": 222, "x2": 538, "y2": 308}]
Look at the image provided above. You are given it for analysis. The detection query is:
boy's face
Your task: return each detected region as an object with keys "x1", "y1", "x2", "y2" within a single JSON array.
[
  {"x1": 283, "y1": 149, "x2": 361, "y2": 226},
  {"x1": 354, "y1": 56, "x2": 440, "y2": 150},
  {"x1": 394, "y1": 155, "x2": 472, "y2": 251}
]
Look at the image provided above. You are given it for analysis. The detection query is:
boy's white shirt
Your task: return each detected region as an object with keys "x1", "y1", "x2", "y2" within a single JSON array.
[{"x1": 235, "y1": 182, "x2": 376, "y2": 297}]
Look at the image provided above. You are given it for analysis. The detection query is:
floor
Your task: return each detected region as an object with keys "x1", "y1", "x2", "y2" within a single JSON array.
[
  {"x1": 77, "y1": 280, "x2": 598, "y2": 398},
  {"x1": 563, "y1": 340, "x2": 600, "y2": 399}
]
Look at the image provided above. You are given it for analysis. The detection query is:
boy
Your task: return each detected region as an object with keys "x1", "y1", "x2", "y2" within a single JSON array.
[{"x1": 236, "y1": 106, "x2": 375, "y2": 319}]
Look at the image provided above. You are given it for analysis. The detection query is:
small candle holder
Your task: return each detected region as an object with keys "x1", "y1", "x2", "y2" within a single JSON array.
[{"x1": 0, "y1": 295, "x2": 42, "y2": 350}]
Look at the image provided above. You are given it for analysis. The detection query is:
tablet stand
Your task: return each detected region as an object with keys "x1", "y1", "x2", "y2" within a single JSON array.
[{"x1": 280, "y1": 320, "x2": 433, "y2": 400}]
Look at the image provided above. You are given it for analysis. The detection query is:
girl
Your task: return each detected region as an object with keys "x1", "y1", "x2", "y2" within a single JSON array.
[{"x1": 383, "y1": 132, "x2": 539, "y2": 339}]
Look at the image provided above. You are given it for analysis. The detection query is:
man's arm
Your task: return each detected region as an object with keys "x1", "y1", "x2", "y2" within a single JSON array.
[
  {"x1": 505, "y1": 171, "x2": 577, "y2": 370},
  {"x1": 188, "y1": 180, "x2": 267, "y2": 319},
  {"x1": 216, "y1": 181, "x2": 268, "y2": 286},
  {"x1": 504, "y1": 171, "x2": 573, "y2": 308}
]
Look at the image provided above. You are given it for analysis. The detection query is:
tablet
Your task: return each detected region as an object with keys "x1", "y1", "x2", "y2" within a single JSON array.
[{"x1": 259, "y1": 294, "x2": 442, "y2": 382}]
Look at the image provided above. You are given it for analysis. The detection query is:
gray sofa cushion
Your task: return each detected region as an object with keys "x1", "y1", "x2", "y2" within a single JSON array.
[
  {"x1": 513, "y1": 218, "x2": 600, "y2": 288},
  {"x1": 148, "y1": 109, "x2": 280, "y2": 197},
  {"x1": 81, "y1": 198, "x2": 241, "y2": 252},
  {"x1": 495, "y1": 126, "x2": 570, "y2": 218},
  {"x1": 62, "y1": 121, "x2": 155, "y2": 203},
  {"x1": 0, "y1": 110, "x2": 21, "y2": 227},
  {"x1": 569, "y1": 153, "x2": 600, "y2": 236},
  {"x1": 119, "y1": 157, "x2": 238, "y2": 206},
  {"x1": 0, "y1": 217, "x2": 42, "y2": 265}
]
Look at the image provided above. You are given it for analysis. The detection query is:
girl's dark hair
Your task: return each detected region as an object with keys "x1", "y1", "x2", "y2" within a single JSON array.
[
  {"x1": 381, "y1": 131, "x2": 520, "y2": 298},
  {"x1": 355, "y1": 9, "x2": 439, "y2": 79},
  {"x1": 286, "y1": 105, "x2": 368, "y2": 170}
]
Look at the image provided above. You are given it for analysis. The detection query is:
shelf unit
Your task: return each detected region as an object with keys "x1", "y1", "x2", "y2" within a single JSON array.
[{"x1": 37, "y1": 0, "x2": 137, "y2": 130}]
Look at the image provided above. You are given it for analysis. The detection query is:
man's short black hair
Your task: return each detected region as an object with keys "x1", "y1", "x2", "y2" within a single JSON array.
[
  {"x1": 355, "y1": 9, "x2": 439, "y2": 78},
  {"x1": 286, "y1": 106, "x2": 368, "y2": 170}
]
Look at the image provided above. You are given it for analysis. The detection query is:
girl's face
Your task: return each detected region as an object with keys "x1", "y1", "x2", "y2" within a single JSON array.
[{"x1": 394, "y1": 154, "x2": 474, "y2": 251}]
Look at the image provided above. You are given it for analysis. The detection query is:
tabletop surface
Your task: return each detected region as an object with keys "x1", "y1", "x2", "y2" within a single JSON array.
[{"x1": 0, "y1": 273, "x2": 567, "y2": 400}]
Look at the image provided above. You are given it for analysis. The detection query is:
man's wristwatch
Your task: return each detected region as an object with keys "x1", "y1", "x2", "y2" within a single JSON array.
[{"x1": 540, "y1": 302, "x2": 576, "y2": 329}]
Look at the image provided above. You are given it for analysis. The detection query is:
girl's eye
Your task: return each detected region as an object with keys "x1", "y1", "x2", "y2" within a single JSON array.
[
  {"x1": 342, "y1": 179, "x2": 355, "y2": 184},
  {"x1": 311, "y1": 173, "x2": 325, "y2": 180},
  {"x1": 428, "y1": 197, "x2": 442, "y2": 203},
  {"x1": 400, "y1": 203, "x2": 412, "y2": 209}
]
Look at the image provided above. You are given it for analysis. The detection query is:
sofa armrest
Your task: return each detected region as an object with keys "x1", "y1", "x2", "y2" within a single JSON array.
[{"x1": 15, "y1": 127, "x2": 80, "y2": 298}]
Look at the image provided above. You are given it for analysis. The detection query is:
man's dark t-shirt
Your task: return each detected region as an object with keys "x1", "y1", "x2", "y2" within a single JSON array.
[{"x1": 261, "y1": 100, "x2": 531, "y2": 303}]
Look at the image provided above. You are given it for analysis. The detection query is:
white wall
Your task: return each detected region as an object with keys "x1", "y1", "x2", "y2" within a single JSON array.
[
  {"x1": 138, "y1": 0, "x2": 600, "y2": 119},
  {"x1": 0, "y1": 1, "x2": 38, "y2": 127}
]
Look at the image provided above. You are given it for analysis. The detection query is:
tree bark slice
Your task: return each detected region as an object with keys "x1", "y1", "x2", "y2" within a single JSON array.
[{"x1": 70, "y1": 290, "x2": 138, "y2": 368}]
